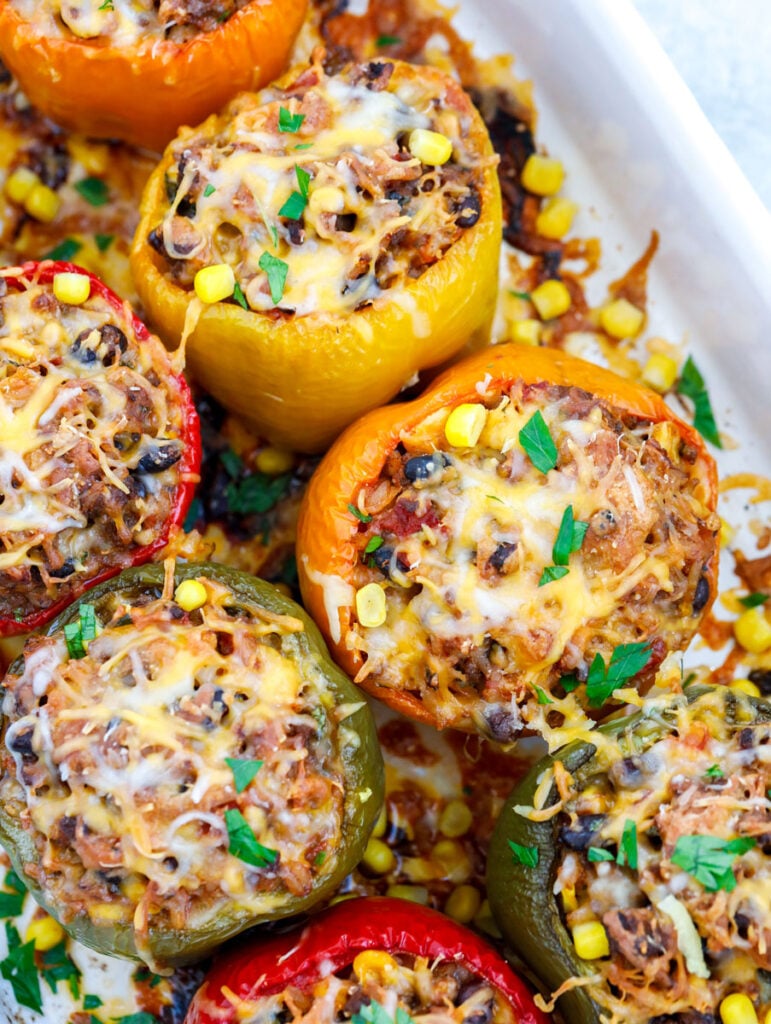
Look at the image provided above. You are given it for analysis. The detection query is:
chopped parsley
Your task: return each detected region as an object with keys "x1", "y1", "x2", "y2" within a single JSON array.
[
  {"x1": 74, "y1": 177, "x2": 109, "y2": 207},
  {"x1": 353, "y1": 1002, "x2": 415, "y2": 1024},
  {"x1": 84, "y1": 994, "x2": 104, "y2": 1009},
  {"x1": 364, "y1": 536, "x2": 384, "y2": 555},
  {"x1": 112, "y1": 1014, "x2": 162, "y2": 1024},
  {"x1": 40, "y1": 938, "x2": 80, "y2": 999},
  {"x1": 739, "y1": 592, "x2": 768, "y2": 609},
  {"x1": 279, "y1": 166, "x2": 312, "y2": 220},
  {"x1": 585, "y1": 641, "x2": 653, "y2": 707},
  {"x1": 509, "y1": 289, "x2": 531, "y2": 301},
  {"x1": 0, "y1": 923, "x2": 41, "y2": 1013},
  {"x1": 587, "y1": 847, "x2": 615, "y2": 863},
  {"x1": 314, "y1": 851, "x2": 327, "y2": 866},
  {"x1": 203, "y1": 183, "x2": 216, "y2": 198},
  {"x1": 704, "y1": 764, "x2": 725, "y2": 780},
  {"x1": 226, "y1": 471, "x2": 291, "y2": 516},
  {"x1": 519, "y1": 410, "x2": 558, "y2": 474},
  {"x1": 348, "y1": 503, "x2": 372, "y2": 523},
  {"x1": 376, "y1": 34, "x2": 402, "y2": 47},
  {"x1": 258, "y1": 251, "x2": 289, "y2": 305},
  {"x1": 552, "y1": 505, "x2": 589, "y2": 565},
  {"x1": 294, "y1": 143, "x2": 313, "y2": 151},
  {"x1": 534, "y1": 686, "x2": 553, "y2": 705},
  {"x1": 94, "y1": 233, "x2": 114, "y2": 252},
  {"x1": 225, "y1": 757, "x2": 263, "y2": 794},
  {"x1": 509, "y1": 840, "x2": 539, "y2": 867},
  {"x1": 232, "y1": 280, "x2": 248, "y2": 310},
  {"x1": 559, "y1": 673, "x2": 580, "y2": 693},
  {"x1": 617, "y1": 819, "x2": 638, "y2": 870},
  {"x1": 538, "y1": 565, "x2": 569, "y2": 586},
  {"x1": 64, "y1": 604, "x2": 99, "y2": 660},
  {"x1": 43, "y1": 237, "x2": 82, "y2": 262},
  {"x1": 183, "y1": 496, "x2": 203, "y2": 532},
  {"x1": 0, "y1": 869, "x2": 24, "y2": 918},
  {"x1": 220, "y1": 447, "x2": 243, "y2": 478},
  {"x1": 278, "y1": 107, "x2": 306, "y2": 133},
  {"x1": 671, "y1": 835, "x2": 756, "y2": 892},
  {"x1": 676, "y1": 355, "x2": 722, "y2": 448},
  {"x1": 225, "y1": 809, "x2": 278, "y2": 869},
  {"x1": 98, "y1": 0, "x2": 114, "y2": 8}
]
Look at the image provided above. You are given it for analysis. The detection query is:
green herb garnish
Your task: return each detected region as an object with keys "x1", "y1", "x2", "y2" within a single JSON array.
[
  {"x1": 278, "y1": 107, "x2": 306, "y2": 133},
  {"x1": 0, "y1": 870, "x2": 25, "y2": 918},
  {"x1": 0, "y1": 924, "x2": 41, "y2": 1013},
  {"x1": 226, "y1": 472, "x2": 291, "y2": 516},
  {"x1": 509, "y1": 289, "x2": 531, "y2": 301},
  {"x1": 203, "y1": 184, "x2": 216, "y2": 198},
  {"x1": 704, "y1": 764, "x2": 725, "y2": 780},
  {"x1": 585, "y1": 642, "x2": 653, "y2": 708},
  {"x1": 519, "y1": 410, "x2": 558, "y2": 474},
  {"x1": 739, "y1": 592, "x2": 768, "y2": 609},
  {"x1": 232, "y1": 280, "x2": 248, "y2": 310},
  {"x1": 677, "y1": 356, "x2": 722, "y2": 448},
  {"x1": 376, "y1": 34, "x2": 402, "y2": 47},
  {"x1": 84, "y1": 995, "x2": 104, "y2": 1009},
  {"x1": 225, "y1": 758, "x2": 263, "y2": 794},
  {"x1": 43, "y1": 237, "x2": 81, "y2": 262},
  {"x1": 41, "y1": 938, "x2": 80, "y2": 999},
  {"x1": 74, "y1": 177, "x2": 109, "y2": 207},
  {"x1": 94, "y1": 233, "x2": 114, "y2": 252},
  {"x1": 671, "y1": 835, "x2": 756, "y2": 892},
  {"x1": 225, "y1": 808, "x2": 278, "y2": 868},
  {"x1": 364, "y1": 536, "x2": 384, "y2": 555},
  {"x1": 112, "y1": 1015, "x2": 161, "y2": 1024},
  {"x1": 617, "y1": 819, "x2": 638, "y2": 870},
  {"x1": 98, "y1": 0, "x2": 114, "y2": 9},
  {"x1": 64, "y1": 604, "x2": 99, "y2": 660},
  {"x1": 258, "y1": 251, "x2": 289, "y2": 305},
  {"x1": 560, "y1": 673, "x2": 580, "y2": 693},
  {"x1": 552, "y1": 505, "x2": 589, "y2": 565},
  {"x1": 534, "y1": 686, "x2": 553, "y2": 705},
  {"x1": 508, "y1": 840, "x2": 539, "y2": 868},
  {"x1": 587, "y1": 847, "x2": 615, "y2": 863},
  {"x1": 538, "y1": 565, "x2": 569, "y2": 586},
  {"x1": 347, "y1": 503, "x2": 372, "y2": 523}
]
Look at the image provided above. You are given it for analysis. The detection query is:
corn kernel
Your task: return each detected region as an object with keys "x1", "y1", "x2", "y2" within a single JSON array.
[
  {"x1": 438, "y1": 800, "x2": 473, "y2": 838},
  {"x1": 352, "y1": 950, "x2": 398, "y2": 980},
  {"x1": 720, "y1": 993, "x2": 758, "y2": 1024},
  {"x1": 599, "y1": 298, "x2": 645, "y2": 339},
  {"x1": 25, "y1": 915, "x2": 65, "y2": 951},
  {"x1": 764, "y1": 1010, "x2": 771, "y2": 1024},
  {"x1": 472, "y1": 898, "x2": 502, "y2": 939},
  {"x1": 408, "y1": 128, "x2": 453, "y2": 166},
  {"x1": 309, "y1": 186, "x2": 346, "y2": 215},
  {"x1": 52, "y1": 272, "x2": 90, "y2": 305},
  {"x1": 444, "y1": 884, "x2": 481, "y2": 923},
  {"x1": 642, "y1": 353, "x2": 679, "y2": 392},
  {"x1": 5, "y1": 166, "x2": 40, "y2": 204},
  {"x1": 385, "y1": 884, "x2": 429, "y2": 904},
  {"x1": 174, "y1": 579, "x2": 208, "y2": 612},
  {"x1": 361, "y1": 837, "x2": 396, "y2": 875},
  {"x1": 720, "y1": 518, "x2": 735, "y2": 547},
  {"x1": 734, "y1": 606, "x2": 771, "y2": 654},
  {"x1": 560, "y1": 885, "x2": 577, "y2": 913},
  {"x1": 372, "y1": 804, "x2": 387, "y2": 838},
  {"x1": 122, "y1": 877, "x2": 146, "y2": 902},
  {"x1": 572, "y1": 920, "x2": 610, "y2": 960},
  {"x1": 531, "y1": 279, "x2": 571, "y2": 320},
  {"x1": 194, "y1": 263, "x2": 235, "y2": 304},
  {"x1": 24, "y1": 182, "x2": 61, "y2": 223},
  {"x1": 68, "y1": 137, "x2": 110, "y2": 175},
  {"x1": 356, "y1": 583, "x2": 387, "y2": 628},
  {"x1": 536, "y1": 197, "x2": 577, "y2": 239},
  {"x1": 445, "y1": 403, "x2": 487, "y2": 448},
  {"x1": 255, "y1": 447, "x2": 294, "y2": 475},
  {"x1": 509, "y1": 318, "x2": 541, "y2": 346},
  {"x1": 732, "y1": 679, "x2": 762, "y2": 699},
  {"x1": 88, "y1": 902, "x2": 126, "y2": 923},
  {"x1": 521, "y1": 154, "x2": 565, "y2": 196}
]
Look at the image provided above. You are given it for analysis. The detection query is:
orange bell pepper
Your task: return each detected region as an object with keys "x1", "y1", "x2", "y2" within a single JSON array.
[
  {"x1": 130, "y1": 57, "x2": 502, "y2": 454},
  {"x1": 0, "y1": 0, "x2": 308, "y2": 152},
  {"x1": 297, "y1": 343, "x2": 719, "y2": 737}
]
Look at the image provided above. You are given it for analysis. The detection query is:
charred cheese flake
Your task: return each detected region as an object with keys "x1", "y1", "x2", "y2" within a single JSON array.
[
  {"x1": 347, "y1": 380, "x2": 718, "y2": 745},
  {"x1": 149, "y1": 57, "x2": 488, "y2": 318},
  {"x1": 0, "y1": 577, "x2": 348, "y2": 968},
  {"x1": 553, "y1": 690, "x2": 771, "y2": 1024},
  {"x1": 0, "y1": 274, "x2": 190, "y2": 625}
]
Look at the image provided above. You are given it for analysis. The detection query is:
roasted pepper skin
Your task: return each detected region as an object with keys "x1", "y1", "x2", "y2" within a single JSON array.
[
  {"x1": 0, "y1": 0, "x2": 308, "y2": 152},
  {"x1": 130, "y1": 60, "x2": 502, "y2": 454},
  {"x1": 0, "y1": 562, "x2": 385, "y2": 968},
  {"x1": 485, "y1": 687, "x2": 771, "y2": 1024},
  {"x1": 297, "y1": 343, "x2": 719, "y2": 729},
  {"x1": 0, "y1": 261, "x2": 201, "y2": 639},
  {"x1": 184, "y1": 896, "x2": 549, "y2": 1024}
]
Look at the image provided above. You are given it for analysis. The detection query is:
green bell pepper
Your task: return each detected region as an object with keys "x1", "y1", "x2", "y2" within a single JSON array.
[
  {"x1": 486, "y1": 686, "x2": 771, "y2": 1023},
  {"x1": 0, "y1": 563, "x2": 384, "y2": 970}
]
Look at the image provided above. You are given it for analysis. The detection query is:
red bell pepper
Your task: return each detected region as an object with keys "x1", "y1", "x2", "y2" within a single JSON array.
[
  {"x1": 185, "y1": 896, "x2": 549, "y2": 1024},
  {"x1": 0, "y1": 260, "x2": 201, "y2": 637}
]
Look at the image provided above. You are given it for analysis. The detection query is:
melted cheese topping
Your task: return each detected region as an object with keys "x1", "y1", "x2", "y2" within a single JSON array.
[
  {"x1": 9, "y1": 0, "x2": 249, "y2": 46},
  {"x1": 554, "y1": 690, "x2": 771, "y2": 1023},
  {"x1": 0, "y1": 274, "x2": 189, "y2": 622},
  {"x1": 0, "y1": 576, "x2": 348, "y2": 967},
  {"x1": 233, "y1": 953, "x2": 515, "y2": 1024},
  {"x1": 152, "y1": 57, "x2": 487, "y2": 317},
  {"x1": 350, "y1": 382, "x2": 718, "y2": 744}
]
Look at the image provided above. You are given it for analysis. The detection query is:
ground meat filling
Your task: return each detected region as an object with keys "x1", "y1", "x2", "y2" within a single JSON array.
[
  {"x1": 349, "y1": 381, "x2": 718, "y2": 743},
  {"x1": 0, "y1": 277, "x2": 189, "y2": 623},
  {"x1": 554, "y1": 691, "x2": 771, "y2": 1024},
  {"x1": 9, "y1": 0, "x2": 251, "y2": 46},
  {"x1": 148, "y1": 56, "x2": 488, "y2": 318},
  {"x1": 243, "y1": 953, "x2": 515, "y2": 1024},
  {"x1": 0, "y1": 576, "x2": 346, "y2": 965}
]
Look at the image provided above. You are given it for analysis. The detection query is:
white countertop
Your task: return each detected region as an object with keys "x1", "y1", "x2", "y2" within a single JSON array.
[{"x1": 632, "y1": 0, "x2": 771, "y2": 208}]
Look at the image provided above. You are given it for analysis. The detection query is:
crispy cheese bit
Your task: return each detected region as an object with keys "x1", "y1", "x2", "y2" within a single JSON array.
[
  {"x1": 174, "y1": 579, "x2": 208, "y2": 612},
  {"x1": 642, "y1": 353, "x2": 679, "y2": 392},
  {"x1": 509, "y1": 318, "x2": 542, "y2": 346},
  {"x1": 599, "y1": 298, "x2": 645, "y2": 339},
  {"x1": 25, "y1": 915, "x2": 66, "y2": 952},
  {"x1": 5, "y1": 166, "x2": 41, "y2": 204},
  {"x1": 24, "y1": 182, "x2": 61, "y2": 222},
  {"x1": 356, "y1": 583, "x2": 387, "y2": 628},
  {"x1": 720, "y1": 994, "x2": 759, "y2": 1024},
  {"x1": 535, "y1": 197, "x2": 577, "y2": 239},
  {"x1": 361, "y1": 837, "x2": 396, "y2": 874},
  {"x1": 531, "y1": 280, "x2": 571, "y2": 320},
  {"x1": 445, "y1": 884, "x2": 481, "y2": 923},
  {"x1": 734, "y1": 606, "x2": 771, "y2": 654},
  {"x1": 572, "y1": 920, "x2": 610, "y2": 960},
  {"x1": 52, "y1": 272, "x2": 91, "y2": 305},
  {"x1": 308, "y1": 186, "x2": 346, "y2": 215},
  {"x1": 445, "y1": 403, "x2": 488, "y2": 447},
  {"x1": 408, "y1": 129, "x2": 453, "y2": 166},
  {"x1": 521, "y1": 155, "x2": 565, "y2": 196},
  {"x1": 255, "y1": 447, "x2": 294, "y2": 475},
  {"x1": 352, "y1": 950, "x2": 398, "y2": 981},
  {"x1": 194, "y1": 263, "x2": 235, "y2": 304},
  {"x1": 732, "y1": 679, "x2": 762, "y2": 698}
]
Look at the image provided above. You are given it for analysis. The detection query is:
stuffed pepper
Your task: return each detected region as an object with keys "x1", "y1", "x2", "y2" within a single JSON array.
[
  {"x1": 0, "y1": 0, "x2": 307, "y2": 151},
  {"x1": 131, "y1": 52, "x2": 502, "y2": 453},
  {"x1": 0, "y1": 261, "x2": 200, "y2": 637},
  {"x1": 184, "y1": 896, "x2": 548, "y2": 1024},
  {"x1": 0, "y1": 562, "x2": 384, "y2": 970},
  {"x1": 297, "y1": 343, "x2": 719, "y2": 745},
  {"x1": 487, "y1": 686, "x2": 771, "y2": 1024}
]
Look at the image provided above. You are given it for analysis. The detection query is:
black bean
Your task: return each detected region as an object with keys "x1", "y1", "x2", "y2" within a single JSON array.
[
  {"x1": 148, "y1": 227, "x2": 166, "y2": 255},
  {"x1": 749, "y1": 668, "x2": 771, "y2": 696},
  {"x1": 136, "y1": 442, "x2": 183, "y2": 474},
  {"x1": 463, "y1": 1002, "x2": 494, "y2": 1024},
  {"x1": 487, "y1": 541, "x2": 517, "y2": 573},
  {"x1": 403, "y1": 452, "x2": 450, "y2": 482},
  {"x1": 371, "y1": 545, "x2": 410, "y2": 579},
  {"x1": 335, "y1": 213, "x2": 357, "y2": 232},
  {"x1": 57, "y1": 815, "x2": 77, "y2": 842},
  {"x1": 455, "y1": 188, "x2": 481, "y2": 228},
  {"x1": 591, "y1": 508, "x2": 616, "y2": 535},
  {"x1": 72, "y1": 324, "x2": 128, "y2": 367},
  {"x1": 560, "y1": 814, "x2": 606, "y2": 850},
  {"x1": 48, "y1": 559, "x2": 75, "y2": 579},
  {"x1": 739, "y1": 727, "x2": 755, "y2": 750},
  {"x1": 611, "y1": 757, "x2": 644, "y2": 788},
  {"x1": 287, "y1": 219, "x2": 305, "y2": 246},
  {"x1": 8, "y1": 728, "x2": 35, "y2": 758},
  {"x1": 692, "y1": 575, "x2": 711, "y2": 614},
  {"x1": 482, "y1": 706, "x2": 521, "y2": 743},
  {"x1": 176, "y1": 195, "x2": 196, "y2": 219}
]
